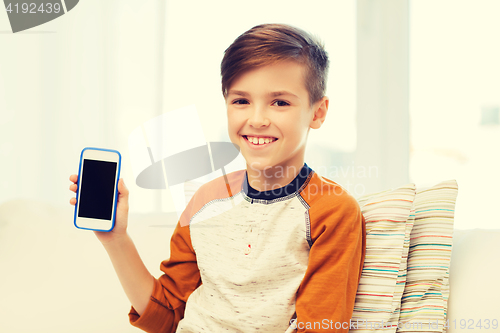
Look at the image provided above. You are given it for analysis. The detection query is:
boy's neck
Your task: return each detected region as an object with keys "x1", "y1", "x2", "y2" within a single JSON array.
[{"x1": 246, "y1": 162, "x2": 306, "y2": 192}]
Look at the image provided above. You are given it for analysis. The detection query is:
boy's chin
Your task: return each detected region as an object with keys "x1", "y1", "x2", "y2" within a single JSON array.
[
  {"x1": 246, "y1": 161, "x2": 272, "y2": 172},
  {"x1": 246, "y1": 161, "x2": 291, "y2": 173}
]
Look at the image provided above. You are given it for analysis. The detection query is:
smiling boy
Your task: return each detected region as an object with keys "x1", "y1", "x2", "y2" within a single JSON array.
[
  {"x1": 70, "y1": 23, "x2": 365, "y2": 333},
  {"x1": 227, "y1": 59, "x2": 325, "y2": 191}
]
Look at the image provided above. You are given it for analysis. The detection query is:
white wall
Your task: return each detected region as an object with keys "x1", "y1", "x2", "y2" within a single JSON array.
[
  {"x1": 355, "y1": 0, "x2": 410, "y2": 194},
  {"x1": 0, "y1": 0, "x2": 360, "y2": 213},
  {"x1": 0, "y1": 0, "x2": 166, "y2": 213}
]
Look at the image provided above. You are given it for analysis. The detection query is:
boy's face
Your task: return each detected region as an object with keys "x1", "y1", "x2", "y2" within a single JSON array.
[{"x1": 226, "y1": 60, "x2": 328, "y2": 176}]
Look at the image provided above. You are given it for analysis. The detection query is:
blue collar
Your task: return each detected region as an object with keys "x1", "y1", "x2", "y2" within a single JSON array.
[{"x1": 243, "y1": 163, "x2": 313, "y2": 200}]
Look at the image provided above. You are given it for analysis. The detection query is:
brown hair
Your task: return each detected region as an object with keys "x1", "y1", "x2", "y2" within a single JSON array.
[{"x1": 221, "y1": 23, "x2": 329, "y2": 106}]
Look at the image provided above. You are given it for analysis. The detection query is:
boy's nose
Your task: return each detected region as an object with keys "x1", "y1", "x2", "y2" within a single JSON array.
[{"x1": 247, "y1": 107, "x2": 270, "y2": 128}]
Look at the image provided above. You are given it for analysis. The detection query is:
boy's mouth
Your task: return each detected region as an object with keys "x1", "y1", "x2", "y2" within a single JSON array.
[{"x1": 242, "y1": 135, "x2": 278, "y2": 146}]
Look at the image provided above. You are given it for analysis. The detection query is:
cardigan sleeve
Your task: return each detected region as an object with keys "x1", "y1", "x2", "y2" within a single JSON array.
[
  {"x1": 128, "y1": 221, "x2": 201, "y2": 333},
  {"x1": 294, "y1": 192, "x2": 366, "y2": 333}
]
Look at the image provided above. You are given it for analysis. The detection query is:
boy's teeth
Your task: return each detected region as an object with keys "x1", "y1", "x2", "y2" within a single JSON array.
[{"x1": 246, "y1": 136, "x2": 276, "y2": 145}]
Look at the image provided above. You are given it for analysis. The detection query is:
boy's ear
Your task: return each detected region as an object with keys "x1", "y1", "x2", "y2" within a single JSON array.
[{"x1": 310, "y1": 96, "x2": 329, "y2": 129}]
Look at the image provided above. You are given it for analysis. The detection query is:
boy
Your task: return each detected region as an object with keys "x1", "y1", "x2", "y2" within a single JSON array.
[{"x1": 69, "y1": 23, "x2": 365, "y2": 332}]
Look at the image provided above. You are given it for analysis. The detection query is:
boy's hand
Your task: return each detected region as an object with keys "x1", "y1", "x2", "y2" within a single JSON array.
[{"x1": 69, "y1": 174, "x2": 129, "y2": 244}]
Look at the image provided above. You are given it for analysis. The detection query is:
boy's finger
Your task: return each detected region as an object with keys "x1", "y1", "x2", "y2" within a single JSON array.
[
  {"x1": 69, "y1": 184, "x2": 77, "y2": 192},
  {"x1": 117, "y1": 179, "x2": 130, "y2": 213},
  {"x1": 118, "y1": 178, "x2": 129, "y2": 196},
  {"x1": 69, "y1": 174, "x2": 78, "y2": 183},
  {"x1": 69, "y1": 197, "x2": 76, "y2": 205}
]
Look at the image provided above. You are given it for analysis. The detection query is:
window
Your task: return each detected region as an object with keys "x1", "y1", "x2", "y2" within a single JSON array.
[{"x1": 409, "y1": 0, "x2": 500, "y2": 228}]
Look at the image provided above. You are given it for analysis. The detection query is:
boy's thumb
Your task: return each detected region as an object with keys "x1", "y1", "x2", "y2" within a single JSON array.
[{"x1": 118, "y1": 178, "x2": 129, "y2": 195}]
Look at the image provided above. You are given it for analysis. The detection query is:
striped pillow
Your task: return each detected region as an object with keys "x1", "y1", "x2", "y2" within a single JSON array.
[
  {"x1": 396, "y1": 180, "x2": 458, "y2": 332},
  {"x1": 385, "y1": 207, "x2": 415, "y2": 330},
  {"x1": 350, "y1": 184, "x2": 416, "y2": 332}
]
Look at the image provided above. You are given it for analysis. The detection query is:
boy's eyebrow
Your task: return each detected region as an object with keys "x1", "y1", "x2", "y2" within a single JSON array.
[
  {"x1": 226, "y1": 90, "x2": 249, "y2": 97},
  {"x1": 227, "y1": 90, "x2": 300, "y2": 99},
  {"x1": 268, "y1": 91, "x2": 300, "y2": 99}
]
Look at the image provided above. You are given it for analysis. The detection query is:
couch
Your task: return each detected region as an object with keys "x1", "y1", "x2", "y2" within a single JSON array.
[{"x1": 0, "y1": 196, "x2": 498, "y2": 333}]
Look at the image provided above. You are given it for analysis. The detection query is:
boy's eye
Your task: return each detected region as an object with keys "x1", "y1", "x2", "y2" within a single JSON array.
[
  {"x1": 232, "y1": 99, "x2": 249, "y2": 105},
  {"x1": 272, "y1": 100, "x2": 290, "y2": 107}
]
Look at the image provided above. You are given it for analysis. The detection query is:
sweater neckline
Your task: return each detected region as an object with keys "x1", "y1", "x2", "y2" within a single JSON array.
[{"x1": 242, "y1": 163, "x2": 313, "y2": 201}]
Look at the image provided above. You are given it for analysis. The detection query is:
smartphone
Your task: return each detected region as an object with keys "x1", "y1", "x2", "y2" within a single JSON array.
[{"x1": 74, "y1": 147, "x2": 121, "y2": 232}]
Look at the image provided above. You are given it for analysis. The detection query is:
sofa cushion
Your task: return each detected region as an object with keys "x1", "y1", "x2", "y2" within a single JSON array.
[
  {"x1": 350, "y1": 184, "x2": 416, "y2": 331},
  {"x1": 397, "y1": 180, "x2": 458, "y2": 332},
  {"x1": 446, "y1": 229, "x2": 500, "y2": 333}
]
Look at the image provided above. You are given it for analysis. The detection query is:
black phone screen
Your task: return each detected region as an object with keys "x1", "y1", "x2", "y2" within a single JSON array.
[{"x1": 78, "y1": 159, "x2": 118, "y2": 220}]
